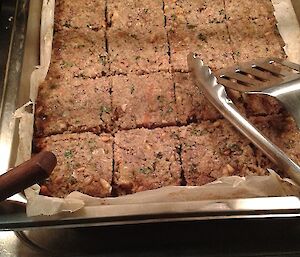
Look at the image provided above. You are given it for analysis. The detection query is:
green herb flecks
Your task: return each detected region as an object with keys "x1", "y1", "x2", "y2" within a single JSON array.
[
  {"x1": 64, "y1": 149, "x2": 73, "y2": 159},
  {"x1": 61, "y1": 60, "x2": 74, "y2": 68},
  {"x1": 234, "y1": 51, "x2": 240, "y2": 57},
  {"x1": 99, "y1": 55, "x2": 107, "y2": 65},
  {"x1": 76, "y1": 44, "x2": 85, "y2": 48},
  {"x1": 130, "y1": 33, "x2": 138, "y2": 40},
  {"x1": 130, "y1": 84, "x2": 135, "y2": 94},
  {"x1": 190, "y1": 163, "x2": 198, "y2": 173},
  {"x1": 219, "y1": 9, "x2": 225, "y2": 16},
  {"x1": 222, "y1": 143, "x2": 243, "y2": 156},
  {"x1": 187, "y1": 24, "x2": 197, "y2": 29},
  {"x1": 100, "y1": 106, "x2": 111, "y2": 114},
  {"x1": 157, "y1": 95, "x2": 165, "y2": 103},
  {"x1": 284, "y1": 139, "x2": 295, "y2": 149},
  {"x1": 138, "y1": 166, "x2": 153, "y2": 174},
  {"x1": 166, "y1": 107, "x2": 173, "y2": 114},
  {"x1": 63, "y1": 21, "x2": 71, "y2": 28},
  {"x1": 156, "y1": 152, "x2": 163, "y2": 159},
  {"x1": 191, "y1": 128, "x2": 208, "y2": 136},
  {"x1": 197, "y1": 33, "x2": 207, "y2": 42},
  {"x1": 49, "y1": 83, "x2": 59, "y2": 90}
]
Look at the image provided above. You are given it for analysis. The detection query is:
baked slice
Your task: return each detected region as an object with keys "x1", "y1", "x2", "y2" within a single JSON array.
[
  {"x1": 225, "y1": 0, "x2": 276, "y2": 21},
  {"x1": 179, "y1": 120, "x2": 267, "y2": 186},
  {"x1": 224, "y1": 0, "x2": 285, "y2": 116},
  {"x1": 107, "y1": 0, "x2": 169, "y2": 74},
  {"x1": 164, "y1": 0, "x2": 235, "y2": 72},
  {"x1": 114, "y1": 127, "x2": 182, "y2": 195},
  {"x1": 174, "y1": 72, "x2": 222, "y2": 124},
  {"x1": 35, "y1": 76, "x2": 112, "y2": 137},
  {"x1": 48, "y1": 29, "x2": 108, "y2": 79},
  {"x1": 250, "y1": 115, "x2": 300, "y2": 172},
  {"x1": 54, "y1": 0, "x2": 106, "y2": 32},
  {"x1": 112, "y1": 72, "x2": 177, "y2": 130},
  {"x1": 35, "y1": 133, "x2": 113, "y2": 198}
]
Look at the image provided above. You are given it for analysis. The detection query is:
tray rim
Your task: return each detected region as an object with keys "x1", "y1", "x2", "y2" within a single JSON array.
[{"x1": 1, "y1": 0, "x2": 300, "y2": 230}]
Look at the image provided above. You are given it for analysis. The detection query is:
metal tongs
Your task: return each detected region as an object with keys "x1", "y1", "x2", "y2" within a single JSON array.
[
  {"x1": 216, "y1": 57, "x2": 300, "y2": 128},
  {"x1": 187, "y1": 53, "x2": 300, "y2": 184}
]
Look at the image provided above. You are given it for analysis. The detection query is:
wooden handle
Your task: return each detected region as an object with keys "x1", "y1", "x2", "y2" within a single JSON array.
[{"x1": 0, "y1": 151, "x2": 57, "y2": 201}]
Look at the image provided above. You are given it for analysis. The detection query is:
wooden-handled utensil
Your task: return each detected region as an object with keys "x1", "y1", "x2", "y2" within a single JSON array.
[{"x1": 0, "y1": 151, "x2": 56, "y2": 201}]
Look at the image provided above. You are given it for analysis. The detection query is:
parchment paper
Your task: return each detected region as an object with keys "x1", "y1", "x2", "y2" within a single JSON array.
[{"x1": 13, "y1": 0, "x2": 300, "y2": 216}]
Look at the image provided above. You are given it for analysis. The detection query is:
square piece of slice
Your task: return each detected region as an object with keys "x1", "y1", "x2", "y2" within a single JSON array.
[
  {"x1": 35, "y1": 76, "x2": 112, "y2": 137},
  {"x1": 250, "y1": 115, "x2": 300, "y2": 171},
  {"x1": 180, "y1": 120, "x2": 267, "y2": 186},
  {"x1": 164, "y1": 0, "x2": 235, "y2": 72},
  {"x1": 174, "y1": 72, "x2": 222, "y2": 124},
  {"x1": 54, "y1": 0, "x2": 106, "y2": 31},
  {"x1": 112, "y1": 72, "x2": 177, "y2": 130},
  {"x1": 225, "y1": 0, "x2": 275, "y2": 20},
  {"x1": 49, "y1": 29, "x2": 108, "y2": 79},
  {"x1": 34, "y1": 133, "x2": 113, "y2": 198},
  {"x1": 114, "y1": 127, "x2": 182, "y2": 195},
  {"x1": 107, "y1": 0, "x2": 169, "y2": 74}
]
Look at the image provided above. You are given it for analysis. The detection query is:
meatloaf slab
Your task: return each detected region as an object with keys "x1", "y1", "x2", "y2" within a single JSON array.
[
  {"x1": 114, "y1": 127, "x2": 182, "y2": 194},
  {"x1": 35, "y1": 133, "x2": 113, "y2": 198}
]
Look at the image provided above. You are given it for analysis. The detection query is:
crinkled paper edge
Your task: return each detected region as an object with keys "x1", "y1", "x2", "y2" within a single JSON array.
[{"x1": 11, "y1": 0, "x2": 300, "y2": 216}]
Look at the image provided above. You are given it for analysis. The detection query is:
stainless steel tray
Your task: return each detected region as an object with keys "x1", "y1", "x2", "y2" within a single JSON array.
[{"x1": 1, "y1": 0, "x2": 300, "y2": 231}]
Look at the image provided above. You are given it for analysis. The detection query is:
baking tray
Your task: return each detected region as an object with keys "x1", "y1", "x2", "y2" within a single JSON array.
[{"x1": 1, "y1": 0, "x2": 300, "y2": 230}]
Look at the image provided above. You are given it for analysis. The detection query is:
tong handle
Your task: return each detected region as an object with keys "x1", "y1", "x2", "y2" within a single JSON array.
[{"x1": 0, "y1": 151, "x2": 56, "y2": 201}]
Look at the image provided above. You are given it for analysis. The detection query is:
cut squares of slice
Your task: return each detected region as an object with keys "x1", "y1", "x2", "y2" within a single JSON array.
[
  {"x1": 114, "y1": 127, "x2": 182, "y2": 195},
  {"x1": 49, "y1": 29, "x2": 108, "y2": 79},
  {"x1": 54, "y1": 0, "x2": 106, "y2": 32},
  {"x1": 179, "y1": 120, "x2": 267, "y2": 186},
  {"x1": 35, "y1": 76, "x2": 112, "y2": 137},
  {"x1": 107, "y1": 0, "x2": 170, "y2": 74},
  {"x1": 112, "y1": 72, "x2": 177, "y2": 130},
  {"x1": 250, "y1": 115, "x2": 300, "y2": 170},
  {"x1": 225, "y1": 0, "x2": 276, "y2": 21},
  {"x1": 35, "y1": 133, "x2": 113, "y2": 198},
  {"x1": 164, "y1": 0, "x2": 235, "y2": 72},
  {"x1": 227, "y1": 18, "x2": 285, "y2": 62},
  {"x1": 174, "y1": 72, "x2": 222, "y2": 124}
]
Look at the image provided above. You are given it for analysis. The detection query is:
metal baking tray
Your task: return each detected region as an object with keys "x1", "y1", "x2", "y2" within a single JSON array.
[{"x1": 1, "y1": 0, "x2": 300, "y2": 231}]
